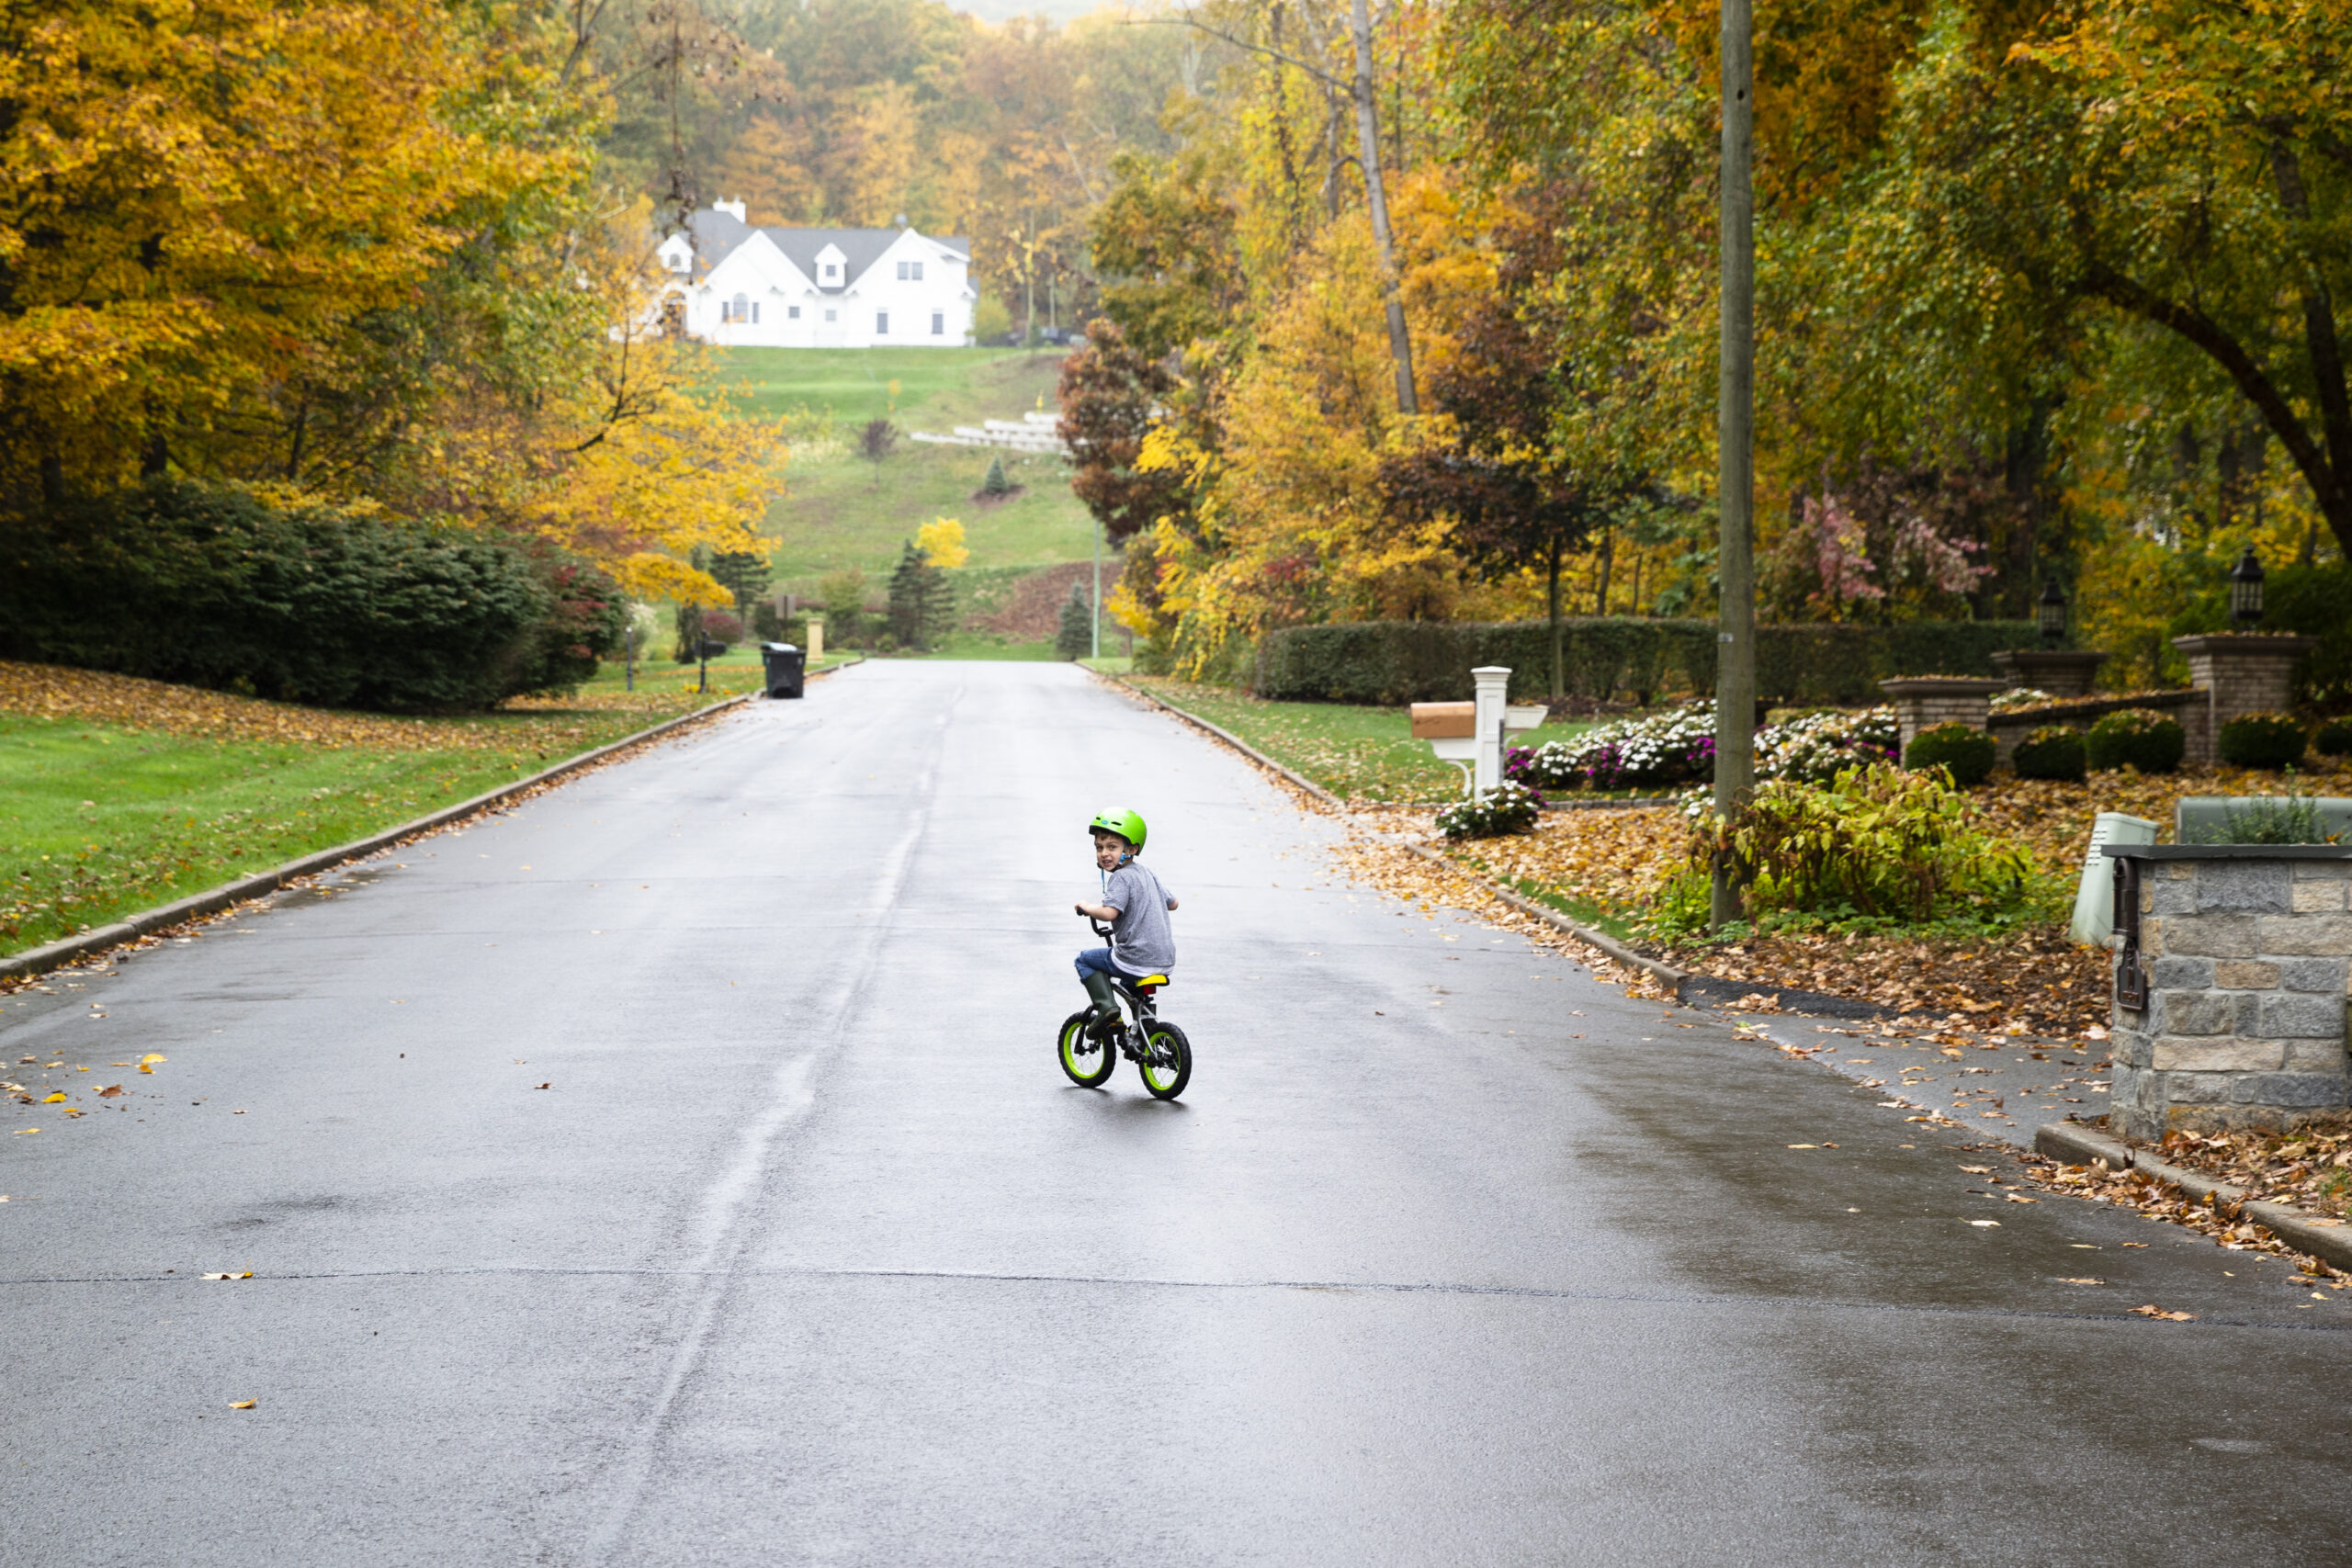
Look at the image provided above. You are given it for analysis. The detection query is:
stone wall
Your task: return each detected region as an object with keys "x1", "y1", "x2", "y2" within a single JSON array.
[
  {"x1": 2109, "y1": 846, "x2": 2352, "y2": 1140},
  {"x1": 1986, "y1": 689, "x2": 2205, "y2": 767}
]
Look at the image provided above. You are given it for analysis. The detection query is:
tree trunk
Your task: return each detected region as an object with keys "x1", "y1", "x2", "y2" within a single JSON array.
[
  {"x1": 1713, "y1": 0, "x2": 1757, "y2": 929},
  {"x1": 1547, "y1": 539, "x2": 1565, "y2": 700},
  {"x1": 1349, "y1": 0, "x2": 1417, "y2": 417},
  {"x1": 1592, "y1": 525, "x2": 1614, "y2": 615}
]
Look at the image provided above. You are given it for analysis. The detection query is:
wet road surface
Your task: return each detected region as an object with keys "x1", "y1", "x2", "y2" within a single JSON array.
[{"x1": 5, "y1": 660, "x2": 2350, "y2": 1565}]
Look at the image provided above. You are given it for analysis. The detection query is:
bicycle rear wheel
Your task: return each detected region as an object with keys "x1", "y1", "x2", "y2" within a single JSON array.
[
  {"x1": 1136, "y1": 1018, "x2": 1192, "y2": 1100},
  {"x1": 1057, "y1": 1010, "x2": 1116, "y2": 1089}
]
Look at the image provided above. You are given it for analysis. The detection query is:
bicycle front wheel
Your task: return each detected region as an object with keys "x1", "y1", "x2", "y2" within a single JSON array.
[
  {"x1": 1136, "y1": 1018, "x2": 1192, "y2": 1100},
  {"x1": 1057, "y1": 1010, "x2": 1116, "y2": 1089}
]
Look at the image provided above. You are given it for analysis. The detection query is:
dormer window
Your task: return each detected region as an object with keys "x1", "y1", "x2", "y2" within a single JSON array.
[
  {"x1": 897, "y1": 260, "x2": 924, "y2": 281},
  {"x1": 824, "y1": 263, "x2": 838, "y2": 280}
]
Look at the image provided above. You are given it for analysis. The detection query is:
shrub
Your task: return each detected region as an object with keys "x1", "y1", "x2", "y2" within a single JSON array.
[
  {"x1": 1253, "y1": 617, "x2": 2041, "y2": 706},
  {"x1": 1436, "y1": 780, "x2": 1544, "y2": 839},
  {"x1": 0, "y1": 478, "x2": 611, "y2": 710},
  {"x1": 1903, "y1": 722, "x2": 1996, "y2": 787},
  {"x1": 2186, "y1": 793, "x2": 2332, "y2": 845},
  {"x1": 2010, "y1": 725, "x2": 2087, "y2": 782},
  {"x1": 1687, "y1": 763, "x2": 2034, "y2": 926},
  {"x1": 1510, "y1": 704, "x2": 1716, "y2": 792},
  {"x1": 1756, "y1": 705, "x2": 1900, "y2": 784},
  {"x1": 2218, "y1": 710, "x2": 2307, "y2": 770},
  {"x1": 980, "y1": 455, "x2": 1013, "y2": 496},
  {"x1": 2319, "y1": 718, "x2": 2352, "y2": 757},
  {"x1": 2086, "y1": 708, "x2": 2187, "y2": 773},
  {"x1": 1989, "y1": 687, "x2": 2059, "y2": 714},
  {"x1": 700, "y1": 610, "x2": 743, "y2": 649}
]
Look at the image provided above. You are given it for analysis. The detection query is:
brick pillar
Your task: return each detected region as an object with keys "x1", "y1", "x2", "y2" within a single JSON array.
[
  {"x1": 2110, "y1": 845, "x2": 2352, "y2": 1138},
  {"x1": 2171, "y1": 634, "x2": 2317, "y2": 765},
  {"x1": 1877, "y1": 677, "x2": 2006, "y2": 754}
]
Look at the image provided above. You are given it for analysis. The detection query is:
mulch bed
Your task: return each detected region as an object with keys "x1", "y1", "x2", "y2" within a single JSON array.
[{"x1": 972, "y1": 561, "x2": 1095, "y2": 639}]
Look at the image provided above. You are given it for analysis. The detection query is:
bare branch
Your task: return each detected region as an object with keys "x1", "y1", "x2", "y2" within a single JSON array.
[{"x1": 1131, "y1": 10, "x2": 1348, "y2": 91}]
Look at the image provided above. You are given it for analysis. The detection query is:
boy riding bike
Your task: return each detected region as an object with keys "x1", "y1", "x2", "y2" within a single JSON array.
[
  {"x1": 1058, "y1": 808, "x2": 1192, "y2": 1098},
  {"x1": 1072, "y1": 808, "x2": 1177, "y2": 1023}
]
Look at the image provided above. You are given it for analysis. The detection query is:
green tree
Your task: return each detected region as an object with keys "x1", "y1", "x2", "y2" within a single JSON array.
[
  {"x1": 887, "y1": 540, "x2": 953, "y2": 649},
  {"x1": 1055, "y1": 583, "x2": 1092, "y2": 660}
]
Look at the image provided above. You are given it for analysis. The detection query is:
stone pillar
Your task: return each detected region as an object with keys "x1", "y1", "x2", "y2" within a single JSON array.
[
  {"x1": 1471, "y1": 666, "x2": 1510, "y2": 795},
  {"x1": 2109, "y1": 845, "x2": 2352, "y2": 1140},
  {"x1": 805, "y1": 615, "x2": 824, "y2": 663},
  {"x1": 1989, "y1": 649, "x2": 2108, "y2": 697},
  {"x1": 1877, "y1": 676, "x2": 2006, "y2": 754},
  {"x1": 2171, "y1": 634, "x2": 2317, "y2": 765}
]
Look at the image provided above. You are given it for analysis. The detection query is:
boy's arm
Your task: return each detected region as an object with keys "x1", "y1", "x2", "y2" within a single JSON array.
[{"x1": 1074, "y1": 899, "x2": 1121, "y2": 920}]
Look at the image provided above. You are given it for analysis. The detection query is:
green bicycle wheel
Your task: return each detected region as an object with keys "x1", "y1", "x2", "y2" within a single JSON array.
[
  {"x1": 1057, "y1": 1010, "x2": 1116, "y2": 1089},
  {"x1": 1136, "y1": 1018, "x2": 1192, "y2": 1100}
]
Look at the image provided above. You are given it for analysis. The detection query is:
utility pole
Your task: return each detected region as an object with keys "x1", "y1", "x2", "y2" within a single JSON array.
[
  {"x1": 1711, "y1": 0, "x2": 1756, "y2": 930},
  {"x1": 1091, "y1": 516, "x2": 1102, "y2": 660}
]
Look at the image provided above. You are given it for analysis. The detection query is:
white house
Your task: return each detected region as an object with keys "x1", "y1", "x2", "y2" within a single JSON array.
[{"x1": 656, "y1": 200, "x2": 976, "y2": 347}]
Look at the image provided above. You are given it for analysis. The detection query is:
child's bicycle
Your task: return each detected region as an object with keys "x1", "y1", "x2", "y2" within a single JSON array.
[{"x1": 1057, "y1": 920, "x2": 1192, "y2": 1100}]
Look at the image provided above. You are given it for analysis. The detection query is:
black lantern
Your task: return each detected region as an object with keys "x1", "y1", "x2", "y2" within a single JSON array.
[
  {"x1": 2037, "y1": 579, "x2": 2067, "y2": 645},
  {"x1": 2229, "y1": 546, "x2": 2266, "y2": 627}
]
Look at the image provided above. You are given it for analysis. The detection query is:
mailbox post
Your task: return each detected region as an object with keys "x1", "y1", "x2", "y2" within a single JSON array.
[{"x1": 1409, "y1": 668, "x2": 1548, "y2": 799}]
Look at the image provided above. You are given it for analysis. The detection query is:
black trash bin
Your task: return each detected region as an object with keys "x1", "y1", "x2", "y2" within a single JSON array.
[{"x1": 759, "y1": 641, "x2": 806, "y2": 699}]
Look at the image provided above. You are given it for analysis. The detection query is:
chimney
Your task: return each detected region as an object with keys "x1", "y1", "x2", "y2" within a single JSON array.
[{"x1": 715, "y1": 197, "x2": 747, "y2": 222}]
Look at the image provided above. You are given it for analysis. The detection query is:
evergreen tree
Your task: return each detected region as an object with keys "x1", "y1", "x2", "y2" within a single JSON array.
[
  {"x1": 1055, "y1": 583, "x2": 1092, "y2": 660},
  {"x1": 888, "y1": 541, "x2": 956, "y2": 650},
  {"x1": 710, "y1": 549, "x2": 773, "y2": 626},
  {"x1": 980, "y1": 454, "x2": 1012, "y2": 495}
]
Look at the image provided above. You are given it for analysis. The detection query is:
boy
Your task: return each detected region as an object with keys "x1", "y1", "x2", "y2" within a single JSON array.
[{"x1": 1071, "y1": 808, "x2": 1178, "y2": 1029}]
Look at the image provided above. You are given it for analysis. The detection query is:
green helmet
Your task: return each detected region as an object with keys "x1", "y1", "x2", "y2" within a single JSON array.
[{"x1": 1088, "y1": 807, "x2": 1148, "y2": 851}]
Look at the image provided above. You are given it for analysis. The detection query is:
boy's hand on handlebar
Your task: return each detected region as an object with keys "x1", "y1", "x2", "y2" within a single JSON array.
[{"x1": 1075, "y1": 899, "x2": 1118, "y2": 920}]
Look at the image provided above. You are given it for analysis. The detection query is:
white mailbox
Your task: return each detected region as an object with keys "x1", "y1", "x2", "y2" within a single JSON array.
[{"x1": 1410, "y1": 666, "x2": 1545, "y2": 798}]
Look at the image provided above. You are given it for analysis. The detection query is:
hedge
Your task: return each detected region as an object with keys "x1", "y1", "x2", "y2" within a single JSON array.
[
  {"x1": 0, "y1": 479, "x2": 625, "y2": 710},
  {"x1": 1253, "y1": 616, "x2": 2043, "y2": 705}
]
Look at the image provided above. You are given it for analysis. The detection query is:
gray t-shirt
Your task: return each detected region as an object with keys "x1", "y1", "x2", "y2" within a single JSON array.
[{"x1": 1101, "y1": 861, "x2": 1177, "y2": 976}]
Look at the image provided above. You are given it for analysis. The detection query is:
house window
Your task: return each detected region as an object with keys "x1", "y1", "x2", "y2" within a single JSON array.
[
  {"x1": 911, "y1": 260, "x2": 923, "y2": 281},
  {"x1": 788, "y1": 305, "x2": 800, "y2": 320},
  {"x1": 824, "y1": 263, "x2": 838, "y2": 280},
  {"x1": 824, "y1": 308, "x2": 837, "y2": 322},
  {"x1": 876, "y1": 310, "x2": 889, "y2": 334},
  {"x1": 931, "y1": 310, "x2": 944, "y2": 335},
  {"x1": 730, "y1": 292, "x2": 749, "y2": 323},
  {"x1": 896, "y1": 261, "x2": 909, "y2": 280}
]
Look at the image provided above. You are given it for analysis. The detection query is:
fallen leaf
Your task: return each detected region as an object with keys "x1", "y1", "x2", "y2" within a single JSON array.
[
  {"x1": 2004, "y1": 1192, "x2": 2040, "y2": 1203},
  {"x1": 2060, "y1": 1277, "x2": 2105, "y2": 1284},
  {"x1": 1959, "y1": 1165, "x2": 1992, "y2": 1174},
  {"x1": 1786, "y1": 1143, "x2": 1818, "y2": 1149},
  {"x1": 2121, "y1": 1242, "x2": 2150, "y2": 1248},
  {"x1": 534, "y1": 1082, "x2": 551, "y2": 1090},
  {"x1": 1967, "y1": 1219, "x2": 2001, "y2": 1227},
  {"x1": 229, "y1": 1400, "x2": 256, "y2": 1410},
  {"x1": 12, "y1": 1127, "x2": 38, "y2": 1134},
  {"x1": 2129, "y1": 1304, "x2": 2197, "y2": 1321},
  {"x1": 96, "y1": 1084, "x2": 122, "y2": 1097},
  {"x1": 40, "y1": 1092, "x2": 65, "y2": 1103}
]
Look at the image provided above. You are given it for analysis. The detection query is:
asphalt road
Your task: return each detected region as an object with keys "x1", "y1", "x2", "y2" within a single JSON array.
[{"x1": 6, "y1": 660, "x2": 2350, "y2": 1566}]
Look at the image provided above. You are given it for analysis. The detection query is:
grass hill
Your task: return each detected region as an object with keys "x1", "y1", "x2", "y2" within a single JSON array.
[{"x1": 702, "y1": 346, "x2": 1101, "y2": 590}]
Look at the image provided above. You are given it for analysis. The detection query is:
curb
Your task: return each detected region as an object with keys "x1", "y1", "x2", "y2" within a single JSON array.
[
  {"x1": 1, "y1": 692, "x2": 764, "y2": 982},
  {"x1": 2034, "y1": 1121, "x2": 2352, "y2": 1272},
  {"x1": 1401, "y1": 841, "x2": 1690, "y2": 999},
  {"x1": 1097, "y1": 673, "x2": 1344, "y2": 807}
]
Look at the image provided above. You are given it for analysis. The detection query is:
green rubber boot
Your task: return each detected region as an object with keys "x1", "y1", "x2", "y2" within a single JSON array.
[{"x1": 1079, "y1": 969, "x2": 1120, "y2": 1032}]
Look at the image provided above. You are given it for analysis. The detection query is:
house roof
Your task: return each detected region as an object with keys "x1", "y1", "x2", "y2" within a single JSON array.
[{"x1": 684, "y1": 210, "x2": 968, "y2": 291}]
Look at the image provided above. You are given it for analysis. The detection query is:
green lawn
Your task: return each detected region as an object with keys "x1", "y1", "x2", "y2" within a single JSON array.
[
  {"x1": 1119, "y1": 677, "x2": 1594, "y2": 804},
  {"x1": 0, "y1": 697, "x2": 741, "y2": 959},
  {"x1": 694, "y1": 345, "x2": 1098, "y2": 594}
]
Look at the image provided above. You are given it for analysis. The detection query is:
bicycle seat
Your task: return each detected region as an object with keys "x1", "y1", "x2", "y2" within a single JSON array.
[{"x1": 1120, "y1": 973, "x2": 1170, "y2": 988}]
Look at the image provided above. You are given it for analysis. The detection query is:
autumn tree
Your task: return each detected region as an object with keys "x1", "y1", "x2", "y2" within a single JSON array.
[{"x1": 1058, "y1": 321, "x2": 1185, "y2": 543}]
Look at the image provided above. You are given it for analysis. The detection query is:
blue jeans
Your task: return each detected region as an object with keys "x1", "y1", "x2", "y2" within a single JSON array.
[{"x1": 1074, "y1": 946, "x2": 1121, "y2": 980}]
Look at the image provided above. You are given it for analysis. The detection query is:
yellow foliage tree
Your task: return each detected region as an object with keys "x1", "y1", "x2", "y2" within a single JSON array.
[{"x1": 915, "y1": 517, "x2": 970, "y2": 569}]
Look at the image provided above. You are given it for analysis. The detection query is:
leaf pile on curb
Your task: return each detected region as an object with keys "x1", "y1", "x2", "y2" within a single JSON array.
[
  {"x1": 1657, "y1": 929, "x2": 2109, "y2": 1036},
  {"x1": 2138, "y1": 1121, "x2": 2352, "y2": 1217},
  {"x1": 2019, "y1": 1151, "x2": 2352, "y2": 1281}
]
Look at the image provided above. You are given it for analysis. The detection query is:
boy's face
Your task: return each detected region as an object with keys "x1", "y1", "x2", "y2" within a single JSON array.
[{"x1": 1092, "y1": 832, "x2": 1129, "y2": 871}]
